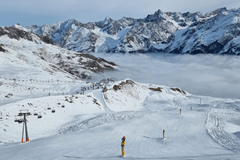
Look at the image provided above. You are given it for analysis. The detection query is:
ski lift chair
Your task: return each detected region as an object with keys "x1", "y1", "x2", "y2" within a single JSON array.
[{"x1": 38, "y1": 114, "x2": 42, "y2": 119}]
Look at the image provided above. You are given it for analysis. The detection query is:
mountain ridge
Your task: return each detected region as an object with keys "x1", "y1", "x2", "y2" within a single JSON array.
[
  {"x1": 13, "y1": 7, "x2": 240, "y2": 54},
  {"x1": 0, "y1": 26, "x2": 117, "y2": 80}
]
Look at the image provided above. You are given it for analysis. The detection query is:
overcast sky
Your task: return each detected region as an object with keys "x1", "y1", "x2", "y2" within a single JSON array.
[{"x1": 0, "y1": 0, "x2": 240, "y2": 27}]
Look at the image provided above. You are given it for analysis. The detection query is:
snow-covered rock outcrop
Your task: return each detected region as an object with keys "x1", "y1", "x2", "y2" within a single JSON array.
[
  {"x1": 14, "y1": 7, "x2": 240, "y2": 54},
  {"x1": 103, "y1": 79, "x2": 187, "y2": 111}
]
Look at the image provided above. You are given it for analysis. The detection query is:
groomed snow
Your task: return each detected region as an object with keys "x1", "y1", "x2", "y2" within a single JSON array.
[{"x1": 0, "y1": 78, "x2": 240, "y2": 160}]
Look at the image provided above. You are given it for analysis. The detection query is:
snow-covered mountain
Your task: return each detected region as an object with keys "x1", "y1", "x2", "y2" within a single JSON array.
[
  {"x1": 0, "y1": 27, "x2": 239, "y2": 157},
  {"x1": 14, "y1": 7, "x2": 240, "y2": 54},
  {"x1": 0, "y1": 26, "x2": 117, "y2": 80}
]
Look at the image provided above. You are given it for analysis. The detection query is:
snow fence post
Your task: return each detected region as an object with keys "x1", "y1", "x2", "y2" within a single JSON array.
[{"x1": 163, "y1": 130, "x2": 165, "y2": 139}]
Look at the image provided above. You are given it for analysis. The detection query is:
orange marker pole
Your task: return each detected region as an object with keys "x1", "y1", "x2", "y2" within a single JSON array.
[
  {"x1": 21, "y1": 122, "x2": 25, "y2": 143},
  {"x1": 163, "y1": 130, "x2": 165, "y2": 139}
]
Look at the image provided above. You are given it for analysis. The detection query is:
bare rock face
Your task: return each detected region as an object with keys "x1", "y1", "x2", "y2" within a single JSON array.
[
  {"x1": 113, "y1": 85, "x2": 121, "y2": 91},
  {"x1": 0, "y1": 45, "x2": 6, "y2": 52},
  {"x1": 113, "y1": 80, "x2": 135, "y2": 91},
  {"x1": 170, "y1": 88, "x2": 186, "y2": 95},
  {"x1": 14, "y1": 7, "x2": 240, "y2": 55},
  {"x1": 149, "y1": 87, "x2": 162, "y2": 92}
]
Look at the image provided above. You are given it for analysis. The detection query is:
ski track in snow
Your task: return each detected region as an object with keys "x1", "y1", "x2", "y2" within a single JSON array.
[
  {"x1": 59, "y1": 110, "x2": 158, "y2": 134},
  {"x1": 206, "y1": 100, "x2": 240, "y2": 152}
]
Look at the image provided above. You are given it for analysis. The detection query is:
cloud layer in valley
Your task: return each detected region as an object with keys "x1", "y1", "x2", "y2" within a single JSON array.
[{"x1": 91, "y1": 53, "x2": 240, "y2": 99}]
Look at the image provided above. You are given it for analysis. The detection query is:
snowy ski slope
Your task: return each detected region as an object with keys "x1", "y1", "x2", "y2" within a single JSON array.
[{"x1": 0, "y1": 78, "x2": 240, "y2": 159}]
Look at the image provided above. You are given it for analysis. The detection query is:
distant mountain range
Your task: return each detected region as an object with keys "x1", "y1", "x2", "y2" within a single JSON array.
[{"x1": 13, "y1": 7, "x2": 240, "y2": 54}]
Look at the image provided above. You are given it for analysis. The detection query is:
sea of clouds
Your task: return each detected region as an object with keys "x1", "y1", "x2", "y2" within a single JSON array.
[{"x1": 91, "y1": 53, "x2": 240, "y2": 99}]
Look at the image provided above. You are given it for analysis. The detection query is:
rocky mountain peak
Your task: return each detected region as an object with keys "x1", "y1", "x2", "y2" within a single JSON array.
[
  {"x1": 13, "y1": 7, "x2": 240, "y2": 55},
  {"x1": 12, "y1": 23, "x2": 28, "y2": 32},
  {"x1": 154, "y1": 9, "x2": 163, "y2": 15},
  {"x1": 207, "y1": 7, "x2": 230, "y2": 18},
  {"x1": 144, "y1": 9, "x2": 165, "y2": 22},
  {"x1": 102, "y1": 17, "x2": 113, "y2": 23}
]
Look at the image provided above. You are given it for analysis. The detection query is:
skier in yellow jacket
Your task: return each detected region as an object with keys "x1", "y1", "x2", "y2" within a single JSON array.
[{"x1": 121, "y1": 136, "x2": 126, "y2": 156}]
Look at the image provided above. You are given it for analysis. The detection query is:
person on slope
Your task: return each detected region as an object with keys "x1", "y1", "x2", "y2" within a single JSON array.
[{"x1": 121, "y1": 136, "x2": 126, "y2": 156}]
